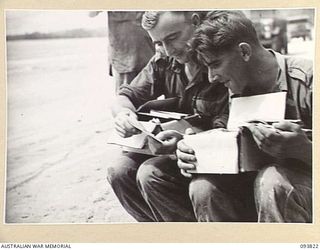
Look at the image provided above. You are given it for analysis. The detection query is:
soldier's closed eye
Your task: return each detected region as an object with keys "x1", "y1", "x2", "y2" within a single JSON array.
[{"x1": 165, "y1": 32, "x2": 180, "y2": 42}]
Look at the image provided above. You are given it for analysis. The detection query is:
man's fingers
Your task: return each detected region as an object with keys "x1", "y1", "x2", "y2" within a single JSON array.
[
  {"x1": 161, "y1": 139, "x2": 176, "y2": 147},
  {"x1": 180, "y1": 169, "x2": 192, "y2": 178},
  {"x1": 258, "y1": 124, "x2": 285, "y2": 142},
  {"x1": 121, "y1": 119, "x2": 137, "y2": 133},
  {"x1": 115, "y1": 118, "x2": 140, "y2": 135},
  {"x1": 177, "y1": 140, "x2": 194, "y2": 154},
  {"x1": 115, "y1": 110, "x2": 141, "y2": 134},
  {"x1": 176, "y1": 149, "x2": 196, "y2": 162},
  {"x1": 156, "y1": 130, "x2": 183, "y2": 141},
  {"x1": 155, "y1": 131, "x2": 170, "y2": 141},
  {"x1": 114, "y1": 126, "x2": 126, "y2": 137},
  {"x1": 185, "y1": 128, "x2": 196, "y2": 135},
  {"x1": 273, "y1": 121, "x2": 301, "y2": 132},
  {"x1": 256, "y1": 125, "x2": 281, "y2": 144},
  {"x1": 250, "y1": 125, "x2": 283, "y2": 148},
  {"x1": 177, "y1": 158, "x2": 196, "y2": 170},
  {"x1": 250, "y1": 126, "x2": 264, "y2": 146},
  {"x1": 115, "y1": 123, "x2": 140, "y2": 137}
]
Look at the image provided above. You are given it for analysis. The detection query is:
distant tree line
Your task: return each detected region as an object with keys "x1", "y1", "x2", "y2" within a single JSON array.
[{"x1": 6, "y1": 28, "x2": 107, "y2": 41}]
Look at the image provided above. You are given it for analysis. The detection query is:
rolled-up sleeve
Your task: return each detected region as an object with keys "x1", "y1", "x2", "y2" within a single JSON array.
[{"x1": 118, "y1": 57, "x2": 158, "y2": 109}]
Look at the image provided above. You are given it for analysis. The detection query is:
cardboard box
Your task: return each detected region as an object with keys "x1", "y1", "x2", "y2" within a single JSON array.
[{"x1": 184, "y1": 127, "x2": 273, "y2": 174}]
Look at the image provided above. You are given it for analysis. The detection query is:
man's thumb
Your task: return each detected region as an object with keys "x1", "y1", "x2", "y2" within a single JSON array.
[
  {"x1": 273, "y1": 120, "x2": 300, "y2": 132},
  {"x1": 185, "y1": 128, "x2": 196, "y2": 135}
]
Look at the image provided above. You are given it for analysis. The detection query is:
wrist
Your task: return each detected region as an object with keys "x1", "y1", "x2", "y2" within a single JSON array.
[
  {"x1": 120, "y1": 108, "x2": 135, "y2": 116},
  {"x1": 286, "y1": 137, "x2": 312, "y2": 166}
]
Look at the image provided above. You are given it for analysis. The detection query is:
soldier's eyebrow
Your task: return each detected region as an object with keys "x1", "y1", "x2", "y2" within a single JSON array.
[
  {"x1": 200, "y1": 55, "x2": 220, "y2": 67},
  {"x1": 163, "y1": 31, "x2": 181, "y2": 42},
  {"x1": 198, "y1": 51, "x2": 223, "y2": 67},
  {"x1": 152, "y1": 31, "x2": 181, "y2": 45},
  {"x1": 206, "y1": 59, "x2": 221, "y2": 67}
]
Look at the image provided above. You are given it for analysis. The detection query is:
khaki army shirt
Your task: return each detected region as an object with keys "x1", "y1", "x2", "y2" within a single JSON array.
[
  {"x1": 273, "y1": 50, "x2": 313, "y2": 129},
  {"x1": 119, "y1": 54, "x2": 229, "y2": 129}
]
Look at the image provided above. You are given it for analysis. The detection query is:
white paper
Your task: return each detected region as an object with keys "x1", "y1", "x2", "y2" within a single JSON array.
[
  {"x1": 227, "y1": 92, "x2": 287, "y2": 130},
  {"x1": 107, "y1": 121, "x2": 159, "y2": 148},
  {"x1": 184, "y1": 129, "x2": 239, "y2": 174},
  {"x1": 150, "y1": 110, "x2": 188, "y2": 119},
  {"x1": 127, "y1": 118, "x2": 163, "y2": 144},
  {"x1": 107, "y1": 131, "x2": 147, "y2": 149}
]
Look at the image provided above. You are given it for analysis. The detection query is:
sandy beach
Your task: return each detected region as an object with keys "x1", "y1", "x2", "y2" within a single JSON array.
[{"x1": 6, "y1": 37, "x2": 135, "y2": 223}]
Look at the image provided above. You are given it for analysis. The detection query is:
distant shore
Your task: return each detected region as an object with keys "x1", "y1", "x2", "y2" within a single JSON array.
[{"x1": 6, "y1": 28, "x2": 107, "y2": 41}]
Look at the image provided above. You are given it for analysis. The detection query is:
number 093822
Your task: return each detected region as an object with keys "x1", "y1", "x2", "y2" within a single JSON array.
[{"x1": 300, "y1": 244, "x2": 319, "y2": 248}]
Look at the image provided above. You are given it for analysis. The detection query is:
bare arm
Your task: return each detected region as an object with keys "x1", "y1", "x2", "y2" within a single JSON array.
[
  {"x1": 111, "y1": 95, "x2": 136, "y2": 118},
  {"x1": 110, "y1": 56, "x2": 161, "y2": 137}
]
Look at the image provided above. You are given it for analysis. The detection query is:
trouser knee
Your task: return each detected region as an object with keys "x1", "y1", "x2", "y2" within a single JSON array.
[
  {"x1": 137, "y1": 155, "x2": 183, "y2": 192},
  {"x1": 189, "y1": 176, "x2": 220, "y2": 206},
  {"x1": 254, "y1": 165, "x2": 292, "y2": 202},
  {"x1": 254, "y1": 164, "x2": 312, "y2": 222},
  {"x1": 189, "y1": 174, "x2": 257, "y2": 222},
  {"x1": 106, "y1": 152, "x2": 147, "y2": 188},
  {"x1": 136, "y1": 156, "x2": 196, "y2": 222},
  {"x1": 107, "y1": 164, "x2": 130, "y2": 187},
  {"x1": 136, "y1": 158, "x2": 160, "y2": 192},
  {"x1": 189, "y1": 176, "x2": 231, "y2": 222}
]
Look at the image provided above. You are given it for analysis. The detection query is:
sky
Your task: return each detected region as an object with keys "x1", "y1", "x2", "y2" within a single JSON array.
[{"x1": 5, "y1": 10, "x2": 107, "y2": 35}]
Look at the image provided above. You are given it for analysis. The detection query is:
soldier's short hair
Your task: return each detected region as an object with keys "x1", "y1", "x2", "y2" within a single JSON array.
[
  {"x1": 141, "y1": 11, "x2": 208, "y2": 30},
  {"x1": 190, "y1": 10, "x2": 260, "y2": 55}
]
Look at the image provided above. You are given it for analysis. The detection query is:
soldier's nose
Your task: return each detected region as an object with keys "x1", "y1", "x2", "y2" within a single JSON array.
[{"x1": 208, "y1": 74, "x2": 221, "y2": 83}]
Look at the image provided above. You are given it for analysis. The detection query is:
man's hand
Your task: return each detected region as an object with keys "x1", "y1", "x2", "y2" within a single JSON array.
[
  {"x1": 249, "y1": 121, "x2": 312, "y2": 165},
  {"x1": 148, "y1": 130, "x2": 183, "y2": 155},
  {"x1": 176, "y1": 128, "x2": 197, "y2": 178},
  {"x1": 114, "y1": 109, "x2": 141, "y2": 138}
]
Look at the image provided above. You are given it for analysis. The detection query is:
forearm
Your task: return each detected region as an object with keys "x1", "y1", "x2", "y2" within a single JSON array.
[{"x1": 111, "y1": 95, "x2": 136, "y2": 118}]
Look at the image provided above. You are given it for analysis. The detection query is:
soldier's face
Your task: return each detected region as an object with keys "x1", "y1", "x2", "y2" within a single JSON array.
[
  {"x1": 148, "y1": 12, "x2": 195, "y2": 64},
  {"x1": 199, "y1": 48, "x2": 250, "y2": 95}
]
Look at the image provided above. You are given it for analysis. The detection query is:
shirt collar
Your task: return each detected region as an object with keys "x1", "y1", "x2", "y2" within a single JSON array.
[
  {"x1": 170, "y1": 58, "x2": 184, "y2": 73},
  {"x1": 168, "y1": 57, "x2": 207, "y2": 88},
  {"x1": 268, "y1": 49, "x2": 288, "y2": 92}
]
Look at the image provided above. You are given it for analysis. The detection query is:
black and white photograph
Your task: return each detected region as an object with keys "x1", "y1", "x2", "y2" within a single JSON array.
[{"x1": 5, "y1": 8, "x2": 315, "y2": 226}]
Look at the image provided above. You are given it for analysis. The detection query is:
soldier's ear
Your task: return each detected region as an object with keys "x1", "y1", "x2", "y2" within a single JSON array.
[
  {"x1": 238, "y1": 42, "x2": 252, "y2": 62},
  {"x1": 191, "y1": 13, "x2": 201, "y2": 27}
]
